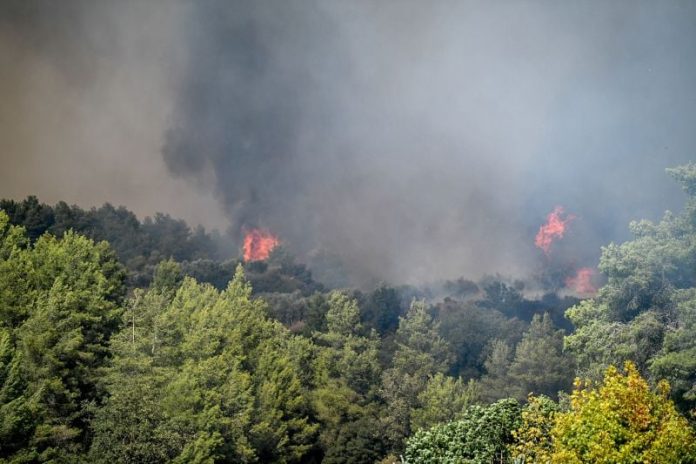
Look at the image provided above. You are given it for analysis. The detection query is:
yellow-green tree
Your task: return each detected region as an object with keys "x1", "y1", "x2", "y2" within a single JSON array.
[
  {"x1": 545, "y1": 362, "x2": 695, "y2": 463},
  {"x1": 510, "y1": 395, "x2": 559, "y2": 464}
]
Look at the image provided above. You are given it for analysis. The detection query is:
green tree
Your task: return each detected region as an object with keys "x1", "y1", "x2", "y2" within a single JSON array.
[
  {"x1": 437, "y1": 299, "x2": 525, "y2": 379},
  {"x1": 88, "y1": 355, "x2": 183, "y2": 463},
  {"x1": 380, "y1": 300, "x2": 453, "y2": 451},
  {"x1": 650, "y1": 287, "x2": 696, "y2": 413},
  {"x1": 411, "y1": 373, "x2": 480, "y2": 431},
  {"x1": 0, "y1": 212, "x2": 32, "y2": 328},
  {"x1": 2, "y1": 196, "x2": 229, "y2": 289},
  {"x1": 404, "y1": 399, "x2": 522, "y2": 464},
  {"x1": 565, "y1": 163, "x2": 696, "y2": 412},
  {"x1": 312, "y1": 291, "x2": 384, "y2": 463},
  {"x1": 481, "y1": 315, "x2": 573, "y2": 402},
  {"x1": 91, "y1": 266, "x2": 319, "y2": 463},
  {"x1": 508, "y1": 313, "x2": 574, "y2": 400},
  {"x1": 360, "y1": 285, "x2": 404, "y2": 335},
  {"x1": 0, "y1": 196, "x2": 55, "y2": 242},
  {"x1": 480, "y1": 339, "x2": 514, "y2": 402},
  {"x1": 0, "y1": 213, "x2": 126, "y2": 462}
]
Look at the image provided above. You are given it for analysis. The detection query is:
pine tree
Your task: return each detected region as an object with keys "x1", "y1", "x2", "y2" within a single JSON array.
[
  {"x1": 0, "y1": 213, "x2": 126, "y2": 461},
  {"x1": 312, "y1": 291, "x2": 384, "y2": 463},
  {"x1": 380, "y1": 300, "x2": 453, "y2": 450}
]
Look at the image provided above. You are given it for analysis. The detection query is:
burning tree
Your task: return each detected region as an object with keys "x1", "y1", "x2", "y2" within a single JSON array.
[{"x1": 243, "y1": 228, "x2": 279, "y2": 262}]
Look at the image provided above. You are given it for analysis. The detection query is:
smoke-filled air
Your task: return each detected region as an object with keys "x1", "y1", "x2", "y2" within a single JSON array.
[
  {"x1": 2, "y1": 2, "x2": 696, "y2": 462},
  {"x1": 3, "y1": 0, "x2": 696, "y2": 287}
]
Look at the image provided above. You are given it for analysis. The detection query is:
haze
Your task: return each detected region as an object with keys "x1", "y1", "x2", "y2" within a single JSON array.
[{"x1": 1, "y1": 0, "x2": 695, "y2": 284}]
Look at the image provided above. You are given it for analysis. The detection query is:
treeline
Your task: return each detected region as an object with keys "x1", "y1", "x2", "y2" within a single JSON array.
[
  {"x1": 1, "y1": 164, "x2": 696, "y2": 463},
  {"x1": 0, "y1": 196, "x2": 229, "y2": 287},
  {"x1": 0, "y1": 197, "x2": 327, "y2": 297}
]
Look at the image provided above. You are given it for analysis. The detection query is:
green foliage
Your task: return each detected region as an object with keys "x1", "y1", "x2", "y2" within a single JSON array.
[
  {"x1": 178, "y1": 259, "x2": 237, "y2": 291},
  {"x1": 437, "y1": 299, "x2": 525, "y2": 379},
  {"x1": 312, "y1": 292, "x2": 385, "y2": 462},
  {"x1": 507, "y1": 314, "x2": 574, "y2": 400},
  {"x1": 381, "y1": 301, "x2": 454, "y2": 450},
  {"x1": 324, "y1": 291, "x2": 362, "y2": 337},
  {"x1": 480, "y1": 278, "x2": 525, "y2": 316},
  {"x1": 509, "y1": 395, "x2": 560, "y2": 464},
  {"x1": 411, "y1": 373, "x2": 480, "y2": 431},
  {"x1": 263, "y1": 291, "x2": 330, "y2": 335},
  {"x1": 552, "y1": 362, "x2": 696, "y2": 463},
  {"x1": 88, "y1": 357, "x2": 182, "y2": 463},
  {"x1": 243, "y1": 250, "x2": 324, "y2": 297},
  {"x1": 667, "y1": 162, "x2": 696, "y2": 197},
  {"x1": 481, "y1": 314, "x2": 573, "y2": 402},
  {"x1": 0, "y1": 213, "x2": 31, "y2": 328},
  {"x1": 649, "y1": 287, "x2": 696, "y2": 412},
  {"x1": 6, "y1": 165, "x2": 696, "y2": 464},
  {"x1": 390, "y1": 301, "x2": 453, "y2": 379},
  {"x1": 511, "y1": 365, "x2": 696, "y2": 464},
  {"x1": 565, "y1": 164, "x2": 696, "y2": 412},
  {"x1": 360, "y1": 285, "x2": 404, "y2": 335},
  {"x1": 150, "y1": 259, "x2": 183, "y2": 295},
  {"x1": 480, "y1": 339, "x2": 515, "y2": 401},
  {"x1": 1, "y1": 197, "x2": 227, "y2": 287},
  {"x1": 90, "y1": 266, "x2": 318, "y2": 463},
  {"x1": 404, "y1": 399, "x2": 522, "y2": 464},
  {"x1": 0, "y1": 196, "x2": 54, "y2": 242},
  {"x1": 0, "y1": 212, "x2": 126, "y2": 461}
]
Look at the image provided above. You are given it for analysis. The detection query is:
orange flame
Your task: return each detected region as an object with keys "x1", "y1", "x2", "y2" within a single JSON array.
[
  {"x1": 535, "y1": 206, "x2": 575, "y2": 255},
  {"x1": 243, "y1": 228, "x2": 279, "y2": 262},
  {"x1": 565, "y1": 267, "x2": 597, "y2": 295}
]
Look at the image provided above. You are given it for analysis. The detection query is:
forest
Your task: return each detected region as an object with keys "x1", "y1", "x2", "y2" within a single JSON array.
[{"x1": 1, "y1": 164, "x2": 696, "y2": 464}]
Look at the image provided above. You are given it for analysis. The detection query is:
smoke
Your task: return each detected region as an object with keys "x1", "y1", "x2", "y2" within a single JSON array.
[
  {"x1": 2, "y1": 1, "x2": 696, "y2": 285},
  {"x1": 0, "y1": 0, "x2": 228, "y2": 229}
]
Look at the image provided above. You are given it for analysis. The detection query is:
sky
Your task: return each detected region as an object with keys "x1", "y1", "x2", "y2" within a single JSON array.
[{"x1": 1, "y1": 0, "x2": 695, "y2": 285}]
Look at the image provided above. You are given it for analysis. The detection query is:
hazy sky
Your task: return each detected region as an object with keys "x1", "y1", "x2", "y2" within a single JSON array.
[{"x1": 1, "y1": 1, "x2": 695, "y2": 284}]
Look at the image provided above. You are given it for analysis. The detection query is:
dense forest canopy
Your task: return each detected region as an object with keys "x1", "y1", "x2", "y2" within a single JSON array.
[
  {"x1": 1, "y1": 164, "x2": 696, "y2": 463},
  {"x1": 3, "y1": 1, "x2": 696, "y2": 462}
]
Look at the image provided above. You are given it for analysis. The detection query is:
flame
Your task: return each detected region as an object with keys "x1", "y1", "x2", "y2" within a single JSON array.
[
  {"x1": 243, "y1": 228, "x2": 279, "y2": 262},
  {"x1": 565, "y1": 267, "x2": 597, "y2": 295},
  {"x1": 535, "y1": 206, "x2": 575, "y2": 255}
]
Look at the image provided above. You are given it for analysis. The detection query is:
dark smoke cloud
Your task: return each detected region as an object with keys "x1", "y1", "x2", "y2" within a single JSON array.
[
  {"x1": 162, "y1": 0, "x2": 696, "y2": 284},
  {"x1": 0, "y1": 0, "x2": 229, "y2": 229},
  {"x1": 163, "y1": 1, "x2": 348, "y2": 231},
  {"x1": 2, "y1": 1, "x2": 696, "y2": 285}
]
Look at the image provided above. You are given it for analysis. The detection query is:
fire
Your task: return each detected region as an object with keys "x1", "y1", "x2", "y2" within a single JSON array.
[
  {"x1": 243, "y1": 228, "x2": 279, "y2": 262},
  {"x1": 565, "y1": 267, "x2": 597, "y2": 295},
  {"x1": 535, "y1": 206, "x2": 575, "y2": 255}
]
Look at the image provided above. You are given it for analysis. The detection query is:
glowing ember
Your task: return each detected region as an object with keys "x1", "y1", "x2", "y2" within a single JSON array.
[
  {"x1": 535, "y1": 206, "x2": 575, "y2": 255},
  {"x1": 243, "y1": 229, "x2": 279, "y2": 261},
  {"x1": 565, "y1": 267, "x2": 597, "y2": 295}
]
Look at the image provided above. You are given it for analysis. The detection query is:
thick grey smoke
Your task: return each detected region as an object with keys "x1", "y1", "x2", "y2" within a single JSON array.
[
  {"x1": 162, "y1": 0, "x2": 696, "y2": 284},
  {"x1": 0, "y1": 0, "x2": 229, "y2": 229},
  {"x1": 2, "y1": 1, "x2": 696, "y2": 285}
]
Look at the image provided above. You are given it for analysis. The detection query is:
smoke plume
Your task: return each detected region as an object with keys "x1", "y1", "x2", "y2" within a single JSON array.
[{"x1": 2, "y1": 1, "x2": 696, "y2": 285}]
